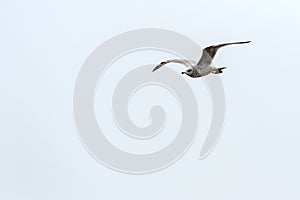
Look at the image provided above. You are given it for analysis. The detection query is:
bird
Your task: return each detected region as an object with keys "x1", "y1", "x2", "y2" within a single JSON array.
[{"x1": 152, "y1": 41, "x2": 251, "y2": 78}]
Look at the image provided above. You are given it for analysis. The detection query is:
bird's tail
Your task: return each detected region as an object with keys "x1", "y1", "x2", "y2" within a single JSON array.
[{"x1": 216, "y1": 67, "x2": 227, "y2": 73}]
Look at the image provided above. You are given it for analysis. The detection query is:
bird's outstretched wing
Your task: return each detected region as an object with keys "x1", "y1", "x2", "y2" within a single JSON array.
[
  {"x1": 197, "y1": 41, "x2": 251, "y2": 67},
  {"x1": 152, "y1": 59, "x2": 196, "y2": 72}
]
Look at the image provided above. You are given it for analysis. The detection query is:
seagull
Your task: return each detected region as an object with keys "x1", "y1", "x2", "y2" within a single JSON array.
[{"x1": 152, "y1": 41, "x2": 251, "y2": 78}]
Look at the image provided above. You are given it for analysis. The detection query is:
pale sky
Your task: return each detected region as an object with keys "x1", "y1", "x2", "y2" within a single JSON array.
[{"x1": 1, "y1": 0, "x2": 300, "y2": 199}]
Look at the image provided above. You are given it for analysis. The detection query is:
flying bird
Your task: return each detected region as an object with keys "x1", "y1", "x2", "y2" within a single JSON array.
[{"x1": 152, "y1": 41, "x2": 251, "y2": 78}]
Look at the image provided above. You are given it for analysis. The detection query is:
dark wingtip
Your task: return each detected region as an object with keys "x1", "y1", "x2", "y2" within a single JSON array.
[
  {"x1": 152, "y1": 66, "x2": 159, "y2": 72},
  {"x1": 152, "y1": 62, "x2": 164, "y2": 72},
  {"x1": 152, "y1": 65, "x2": 159, "y2": 72},
  {"x1": 238, "y1": 41, "x2": 251, "y2": 44}
]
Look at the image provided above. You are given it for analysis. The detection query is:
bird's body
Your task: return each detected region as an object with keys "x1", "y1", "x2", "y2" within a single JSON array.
[
  {"x1": 191, "y1": 66, "x2": 221, "y2": 78},
  {"x1": 152, "y1": 41, "x2": 251, "y2": 78}
]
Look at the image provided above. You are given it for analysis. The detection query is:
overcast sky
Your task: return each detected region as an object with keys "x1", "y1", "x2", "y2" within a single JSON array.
[{"x1": 1, "y1": 0, "x2": 300, "y2": 199}]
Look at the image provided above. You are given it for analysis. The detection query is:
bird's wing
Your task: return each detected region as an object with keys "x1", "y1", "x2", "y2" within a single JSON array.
[
  {"x1": 196, "y1": 41, "x2": 251, "y2": 67},
  {"x1": 152, "y1": 59, "x2": 196, "y2": 72}
]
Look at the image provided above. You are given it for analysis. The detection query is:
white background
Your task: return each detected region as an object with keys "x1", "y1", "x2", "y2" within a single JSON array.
[{"x1": 1, "y1": 0, "x2": 300, "y2": 199}]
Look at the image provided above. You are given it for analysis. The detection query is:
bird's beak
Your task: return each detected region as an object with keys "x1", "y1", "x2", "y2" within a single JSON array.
[{"x1": 181, "y1": 71, "x2": 185, "y2": 74}]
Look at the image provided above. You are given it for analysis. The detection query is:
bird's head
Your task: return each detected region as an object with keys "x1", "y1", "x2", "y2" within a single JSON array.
[{"x1": 181, "y1": 67, "x2": 194, "y2": 77}]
